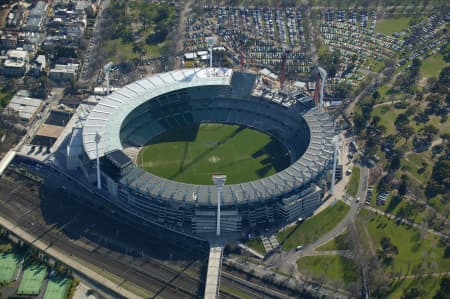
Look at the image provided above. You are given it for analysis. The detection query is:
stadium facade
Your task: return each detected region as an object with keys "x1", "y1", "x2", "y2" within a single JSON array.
[{"x1": 67, "y1": 68, "x2": 335, "y2": 237}]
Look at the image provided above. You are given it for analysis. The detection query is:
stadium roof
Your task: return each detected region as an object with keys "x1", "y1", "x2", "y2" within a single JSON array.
[
  {"x1": 119, "y1": 108, "x2": 335, "y2": 205},
  {"x1": 82, "y1": 68, "x2": 233, "y2": 160}
]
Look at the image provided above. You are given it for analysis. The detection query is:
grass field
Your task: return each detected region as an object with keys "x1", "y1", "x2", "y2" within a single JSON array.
[
  {"x1": 386, "y1": 276, "x2": 442, "y2": 299},
  {"x1": 346, "y1": 166, "x2": 360, "y2": 197},
  {"x1": 362, "y1": 209, "x2": 450, "y2": 275},
  {"x1": 244, "y1": 238, "x2": 266, "y2": 255},
  {"x1": 0, "y1": 252, "x2": 21, "y2": 283},
  {"x1": 137, "y1": 123, "x2": 291, "y2": 185},
  {"x1": 317, "y1": 230, "x2": 352, "y2": 251},
  {"x1": 420, "y1": 53, "x2": 450, "y2": 78},
  {"x1": 277, "y1": 201, "x2": 350, "y2": 250},
  {"x1": 297, "y1": 255, "x2": 358, "y2": 284},
  {"x1": 375, "y1": 17, "x2": 411, "y2": 35},
  {"x1": 43, "y1": 277, "x2": 71, "y2": 299},
  {"x1": 17, "y1": 264, "x2": 47, "y2": 295}
]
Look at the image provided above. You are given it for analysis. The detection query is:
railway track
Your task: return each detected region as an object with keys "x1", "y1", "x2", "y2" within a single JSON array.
[
  {"x1": 0, "y1": 177, "x2": 202, "y2": 298},
  {"x1": 1, "y1": 172, "x2": 286, "y2": 299}
]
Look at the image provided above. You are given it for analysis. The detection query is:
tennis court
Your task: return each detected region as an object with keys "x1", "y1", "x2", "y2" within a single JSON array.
[
  {"x1": 17, "y1": 264, "x2": 47, "y2": 295},
  {"x1": 0, "y1": 252, "x2": 21, "y2": 283},
  {"x1": 44, "y1": 277, "x2": 71, "y2": 299}
]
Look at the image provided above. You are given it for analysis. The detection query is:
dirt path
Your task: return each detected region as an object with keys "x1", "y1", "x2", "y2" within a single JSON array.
[{"x1": 174, "y1": 0, "x2": 193, "y2": 69}]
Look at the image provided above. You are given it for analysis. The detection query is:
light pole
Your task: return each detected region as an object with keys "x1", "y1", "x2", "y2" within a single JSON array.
[
  {"x1": 212, "y1": 174, "x2": 226, "y2": 237},
  {"x1": 206, "y1": 37, "x2": 217, "y2": 68},
  {"x1": 95, "y1": 132, "x2": 101, "y2": 190}
]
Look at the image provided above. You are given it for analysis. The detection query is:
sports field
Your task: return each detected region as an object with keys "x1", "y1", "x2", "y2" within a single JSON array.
[
  {"x1": 137, "y1": 123, "x2": 291, "y2": 185},
  {"x1": 0, "y1": 252, "x2": 21, "y2": 283},
  {"x1": 17, "y1": 264, "x2": 47, "y2": 295},
  {"x1": 43, "y1": 277, "x2": 71, "y2": 299}
]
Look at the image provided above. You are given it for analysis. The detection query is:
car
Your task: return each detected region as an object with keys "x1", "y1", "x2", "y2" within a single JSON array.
[
  {"x1": 296, "y1": 245, "x2": 303, "y2": 251},
  {"x1": 356, "y1": 197, "x2": 360, "y2": 203}
]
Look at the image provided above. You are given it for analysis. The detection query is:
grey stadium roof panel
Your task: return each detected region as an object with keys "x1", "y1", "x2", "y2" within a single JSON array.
[{"x1": 83, "y1": 68, "x2": 335, "y2": 206}]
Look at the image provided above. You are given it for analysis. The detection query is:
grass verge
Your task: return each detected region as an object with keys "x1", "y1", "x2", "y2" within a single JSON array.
[{"x1": 277, "y1": 201, "x2": 350, "y2": 250}]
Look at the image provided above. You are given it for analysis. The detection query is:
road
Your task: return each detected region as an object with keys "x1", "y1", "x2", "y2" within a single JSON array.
[
  {"x1": 266, "y1": 165, "x2": 369, "y2": 289},
  {"x1": 174, "y1": 0, "x2": 194, "y2": 69}
]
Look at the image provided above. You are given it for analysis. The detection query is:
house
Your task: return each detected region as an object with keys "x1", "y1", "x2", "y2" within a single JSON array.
[
  {"x1": 1, "y1": 49, "x2": 29, "y2": 77},
  {"x1": 49, "y1": 63, "x2": 80, "y2": 81}
]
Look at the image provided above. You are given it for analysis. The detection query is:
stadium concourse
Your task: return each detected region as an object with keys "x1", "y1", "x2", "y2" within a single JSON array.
[{"x1": 56, "y1": 67, "x2": 337, "y2": 239}]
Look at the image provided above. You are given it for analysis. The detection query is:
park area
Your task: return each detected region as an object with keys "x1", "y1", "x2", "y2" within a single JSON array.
[
  {"x1": 0, "y1": 252, "x2": 21, "y2": 283},
  {"x1": 362, "y1": 209, "x2": 450, "y2": 275},
  {"x1": 137, "y1": 123, "x2": 290, "y2": 185},
  {"x1": 297, "y1": 255, "x2": 358, "y2": 284},
  {"x1": 375, "y1": 17, "x2": 411, "y2": 35},
  {"x1": 43, "y1": 277, "x2": 71, "y2": 299},
  {"x1": 277, "y1": 201, "x2": 350, "y2": 250},
  {"x1": 17, "y1": 264, "x2": 47, "y2": 295}
]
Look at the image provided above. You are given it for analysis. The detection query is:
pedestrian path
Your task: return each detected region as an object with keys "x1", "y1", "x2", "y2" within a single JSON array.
[{"x1": 204, "y1": 245, "x2": 224, "y2": 299}]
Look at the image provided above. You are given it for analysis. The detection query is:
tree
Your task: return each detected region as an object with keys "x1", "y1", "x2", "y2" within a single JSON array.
[
  {"x1": 398, "y1": 179, "x2": 408, "y2": 197},
  {"x1": 400, "y1": 125, "x2": 416, "y2": 142},
  {"x1": 395, "y1": 113, "x2": 409, "y2": 130},
  {"x1": 433, "y1": 276, "x2": 450, "y2": 299},
  {"x1": 390, "y1": 156, "x2": 401, "y2": 171}
]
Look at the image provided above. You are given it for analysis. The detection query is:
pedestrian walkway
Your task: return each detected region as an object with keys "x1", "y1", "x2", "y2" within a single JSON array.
[
  {"x1": 204, "y1": 245, "x2": 224, "y2": 299},
  {"x1": 237, "y1": 243, "x2": 264, "y2": 259},
  {"x1": 0, "y1": 150, "x2": 16, "y2": 176}
]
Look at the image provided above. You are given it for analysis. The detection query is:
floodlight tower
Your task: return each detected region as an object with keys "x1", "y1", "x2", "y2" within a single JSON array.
[
  {"x1": 330, "y1": 135, "x2": 339, "y2": 195},
  {"x1": 95, "y1": 132, "x2": 102, "y2": 190},
  {"x1": 103, "y1": 62, "x2": 113, "y2": 94},
  {"x1": 212, "y1": 174, "x2": 226, "y2": 237},
  {"x1": 318, "y1": 66, "x2": 327, "y2": 109},
  {"x1": 206, "y1": 36, "x2": 217, "y2": 68}
]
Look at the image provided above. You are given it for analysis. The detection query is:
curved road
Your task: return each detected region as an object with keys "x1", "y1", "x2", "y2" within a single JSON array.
[{"x1": 266, "y1": 166, "x2": 369, "y2": 276}]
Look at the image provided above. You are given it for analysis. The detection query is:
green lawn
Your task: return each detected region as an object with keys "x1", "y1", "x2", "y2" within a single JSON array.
[
  {"x1": 362, "y1": 209, "x2": 450, "y2": 275},
  {"x1": 137, "y1": 123, "x2": 291, "y2": 185},
  {"x1": 372, "y1": 105, "x2": 407, "y2": 135},
  {"x1": 401, "y1": 153, "x2": 432, "y2": 186},
  {"x1": 17, "y1": 264, "x2": 47, "y2": 295},
  {"x1": 44, "y1": 277, "x2": 71, "y2": 299},
  {"x1": 277, "y1": 201, "x2": 350, "y2": 250},
  {"x1": 375, "y1": 17, "x2": 411, "y2": 35},
  {"x1": 102, "y1": 40, "x2": 138, "y2": 63},
  {"x1": 244, "y1": 238, "x2": 266, "y2": 255},
  {"x1": 0, "y1": 252, "x2": 21, "y2": 283},
  {"x1": 317, "y1": 230, "x2": 351, "y2": 251},
  {"x1": 346, "y1": 166, "x2": 360, "y2": 197},
  {"x1": 385, "y1": 276, "x2": 442, "y2": 299},
  {"x1": 420, "y1": 53, "x2": 450, "y2": 78},
  {"x1": 297, "y1": 255, "x2": 358, "y2": 284}
]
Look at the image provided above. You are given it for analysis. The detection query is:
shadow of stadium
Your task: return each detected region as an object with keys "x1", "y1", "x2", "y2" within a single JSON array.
[{"x1": 38, "y1": 182, "x2": 207, "y2": 263}]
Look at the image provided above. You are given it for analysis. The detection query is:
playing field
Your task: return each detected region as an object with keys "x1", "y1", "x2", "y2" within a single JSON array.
[
  {"x1": 137, "y1": 123, "x2": 291, "y2": 185},
  {"x1": 0, "y1": 252, "x2": 21, "y2": 283},
  {"x1": 17, "y1": 264, "x2": 47, "y2": 295},
  {"x1": 43, "y1": 277, "x2": 71, "y2": 299}
]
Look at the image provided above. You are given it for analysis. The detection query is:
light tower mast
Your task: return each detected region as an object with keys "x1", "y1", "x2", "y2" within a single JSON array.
[
  {"x1": 318, "y1": 66, "x2": 327, "y2": 109},
  {"x1": 95, "y1": 132, "x2": 102, "y2": 190},
  {"x1": 212, "y1": 174, "x2": 226, "y2": 237},
  {"x1": 206, "y1": 37, "x2": 217, "y2": 68},
  {"x1": 103, "y1": 62, "x2": 113, "y2": 95}
]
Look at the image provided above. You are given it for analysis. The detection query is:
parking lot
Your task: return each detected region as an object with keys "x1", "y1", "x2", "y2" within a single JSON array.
[{"x1": 182, "y1": 4, "x2": 312, "y2": 74}]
